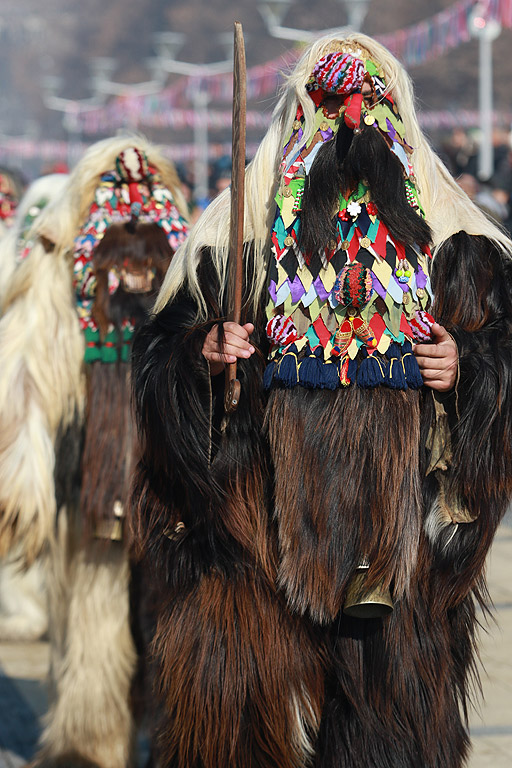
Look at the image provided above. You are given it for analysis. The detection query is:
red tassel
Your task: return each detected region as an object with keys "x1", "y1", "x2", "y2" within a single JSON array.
[
  {"x1": 128, "y1": 181, "x2": 143, "y2": 206},
  {"x1": 344, "y1": 93, "x2": 364, "y2": 132},
  {"x1": 339, "y1": 356, "x2": 351, "y2": 386}
]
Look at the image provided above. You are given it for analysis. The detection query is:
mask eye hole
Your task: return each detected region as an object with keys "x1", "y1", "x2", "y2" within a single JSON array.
[
  {"x1": 362, "y1": 85, "x2": 374, "y2": 106},
  {"x1": 321, "y1": 93, "x2": 346, "y2": 119}
]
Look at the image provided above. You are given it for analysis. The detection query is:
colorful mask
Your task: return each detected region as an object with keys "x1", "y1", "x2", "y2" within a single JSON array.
[
  {"x1": 62, "y1": 148, "x2": 188, "y2": 363},
  {"x1": 264, "y1": 47, "x2": 434, "y2": 393},
  {"x1": 73, "y1": 148, "x2": 188, "y2": 362}
]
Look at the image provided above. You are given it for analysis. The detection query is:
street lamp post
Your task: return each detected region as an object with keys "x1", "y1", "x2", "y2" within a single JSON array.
[
  {"x1": 154, "y1": 36, "x2": 233, "y2": 207},
  {"x1": 191, "y1": 86, "x2": 210, "y2": 206},
  {"x1": 470, "y1": 4, "x2": 502, "y2": 180},
  {"x1": 342, "y1": 0, "x2": 372, "y2": 32}
]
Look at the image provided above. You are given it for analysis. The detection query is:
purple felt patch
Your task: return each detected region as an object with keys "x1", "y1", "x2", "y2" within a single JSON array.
[
  {"x1": 386, "y1": 118, "x2": 397, "y2": 141},
  {"x1": 319, "y1": 127, "x2": 333, "y2": 142},
  {"x1": 313, "y1": 274, "x2": 330, "y2": 302},
  {"x1": 416, "y1": 266, "x2": 427, "y2": 290},
  {"x1": 290, "y1": 274, "x2": 306, "y2": 303},
  {"x1": 372, "y1": 273, "x2": 387, "y2": 300}
]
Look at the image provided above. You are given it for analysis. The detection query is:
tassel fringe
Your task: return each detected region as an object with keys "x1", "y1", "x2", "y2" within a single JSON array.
[{"x1": 265, "y1": 340, "x2": 424, "y2": 392}]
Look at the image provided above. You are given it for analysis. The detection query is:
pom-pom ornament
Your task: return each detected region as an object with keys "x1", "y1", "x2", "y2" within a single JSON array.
[
  {"x1": 311, "y1": 52, "x2": 365, "y2": 95},
  {"x1": 333, "y1": 263, "x2": 373, "y2": 308},
  {"x1": 266, "y1": 314, "x2": 298, "y2": 346},
  {"x1": 395, "y1": 258, "x2": 412, "y2": 284},
  {"x1": 115, "y1": 148, "x2": 150, "y2": 184}
]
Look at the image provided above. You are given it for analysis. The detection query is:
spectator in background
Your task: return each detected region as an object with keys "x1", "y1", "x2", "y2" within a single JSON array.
[
  {"x1": 492, "y1": 127, "x2": 511, "y2": 176},
  {"x1": 457, "y1": 171, "x2": 509, "y2": 228},
  {"x1": 209, "y1": 155, "x2": 232, "y2": 199},
  {"x1": 175, "y1": 161, "x2": 202, "y2": 225},
  {"x1": 491, "y1": 141, "x2": 512, "y2": 235},
  {"x1": 442, "y1": 127, "x2": 478, "y2": 177}
]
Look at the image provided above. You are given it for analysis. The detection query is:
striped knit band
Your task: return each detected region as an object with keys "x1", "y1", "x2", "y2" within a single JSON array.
[{"x1": 312, "y1": 52, "x2": 365, "y2": 95}]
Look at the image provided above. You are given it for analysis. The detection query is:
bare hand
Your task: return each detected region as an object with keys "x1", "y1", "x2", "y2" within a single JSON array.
[
  {"x1": 202, "y1": 322, "x2": 255, "y2": 377},
  {"x1": 413, "y1": 323, "x2": 458, "y2": 392}
]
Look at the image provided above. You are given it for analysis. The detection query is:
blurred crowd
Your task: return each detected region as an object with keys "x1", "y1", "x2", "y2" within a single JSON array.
[
  {"x1": 2, "y1": 127, "x2": 512, "y2": 234},
  {"x1": 173, "y1": 132, "x2": 512, "y2": 234},
  {"x1": 440, "y1": 126, "x2": 512, "y2": 235},
  {"x1": 107, "y1": 128, "x2": 512, "y2": 240}
]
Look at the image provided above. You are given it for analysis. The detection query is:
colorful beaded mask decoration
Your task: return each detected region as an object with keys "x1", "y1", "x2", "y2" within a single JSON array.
[
  {"x1": 264, "y1": 46, "x2": 434, "y2": 392},
  {"x1": 73, "y1": 147, "x2": 188, "y2": 363}
]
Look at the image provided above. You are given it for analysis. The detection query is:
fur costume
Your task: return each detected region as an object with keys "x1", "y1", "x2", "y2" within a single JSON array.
[
  {"x1": 0, "y1": 173, "x2": 68, "y2": 642},
  {"x1": 0, "y1": 137, "x2": 188, "y2": 768},
  {"x1": 131, "y1": 33, "x2": 512, "y2": 768}
]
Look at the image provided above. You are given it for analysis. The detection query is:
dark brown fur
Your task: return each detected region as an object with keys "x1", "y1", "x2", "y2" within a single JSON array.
[
  {"x1": 80, "y1": 361, "x2": 135, "y2": 531},
  {"x1": 427, "y1": 233, "x2": 512, "y2": 610},
  {"x1": 130, "y1": 249, "x2": 273, "y2": 582},
  {"x1": 312, "y1": 541, "x2": 477, "y2": 767},
  {"x1": 131, "y1": 233, "x2": 512, "y2": 768},
  {"x1": 153, "y1": 568, "x2": 324, "y2": 768},
  {"x1": 266, "y1": 385, "x2": 423, "y2": 623},
  {"x1": 81, "y1": 223, "x2": 173, "y2": 531}
]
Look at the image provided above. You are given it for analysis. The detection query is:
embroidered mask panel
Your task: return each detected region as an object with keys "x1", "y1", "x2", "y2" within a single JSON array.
[
  {"x1": 264, "y1": 51, "x2": 434, "y2": 392},
  {"x1": 73, "y1": 148, "x2": 188, "y2": 363}
]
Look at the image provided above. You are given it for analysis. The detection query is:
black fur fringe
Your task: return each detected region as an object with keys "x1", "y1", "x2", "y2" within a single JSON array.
[
  {"x1": 299, "y1": 125, "x2": 431, "y2": 259},
  {"x1": 130, "y1": 250, "x2": 274, "y2": 588},
  {"x1": 427, "y1": 233, "x2": 512, "y2": 609},
  {"x1": 313, "y1": 548, "x2": 477, "y2": 768}
]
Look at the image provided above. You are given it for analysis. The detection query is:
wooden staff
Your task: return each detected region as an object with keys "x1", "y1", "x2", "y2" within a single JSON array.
[{"x1": 224, "y1": 21, "x2": 247, "y2": 413}]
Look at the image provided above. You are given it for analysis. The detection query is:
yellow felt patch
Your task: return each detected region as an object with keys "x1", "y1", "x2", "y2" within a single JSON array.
[
  {"x1": 377, "y1": 334, "x2": 391, "y2": 354},
  {"x1": 347, "y1": 338, "x2": 359, "y2": 359},
  {"x1": 281, "y1": 194, "x2": 297, "y2": 229},
  {"x1": 371, "y1": 258, "x2": 393, "y2": 287},
  {"x1": 296, "y1": 266, "x2": 313, "y2": 292}
]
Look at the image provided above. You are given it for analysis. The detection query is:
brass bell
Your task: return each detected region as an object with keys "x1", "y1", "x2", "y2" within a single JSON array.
[
  {"x1": 94, "y1": 500, "x2": 124, "y2": 541},
  {"x1": 343, "y1": 562, "x2": 394, "y2": 619}
]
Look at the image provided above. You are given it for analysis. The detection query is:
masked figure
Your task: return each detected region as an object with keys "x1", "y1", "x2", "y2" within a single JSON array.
[
  {"x1": 0, "y1": 138, "x2": 188, "y2": 768},
  {"x1": 131, "y1": 35, "x2": 512, "y2": 768},
  {"x1": 0, "y1": 173, "x2": 68, "y2": 644}
]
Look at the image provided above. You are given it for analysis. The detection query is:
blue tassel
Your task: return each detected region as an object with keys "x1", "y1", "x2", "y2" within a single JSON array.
[
  {"x1": 275, "y1": 344, "x2": 299, "y2": 388},
  {"x1": 263, "y1": 361, "x2": 276, "y2": 390},
  {"x1": 322, "y1": 360, "x2": 341, "y2": 390},
  {"x1": 385, "y1": 342, "x2": 407, "y2": 390},
  {"x1": 357, "y1": 350, "x2": 387, "y2": 388},
  {"x1": 347, "y1": 357, "x2": 358, "y2": 382},
  {"x1": 299, "y1": 346, "x2": 325, "y2": 388},
  {"x1": 401, "y1": 340, "x2": 423, "y2": 389}
]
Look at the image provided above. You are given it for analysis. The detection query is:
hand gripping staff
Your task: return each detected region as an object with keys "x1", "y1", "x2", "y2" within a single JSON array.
[{"x1": 224, "y1": 21, "x2": 247, "y2": 413}]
